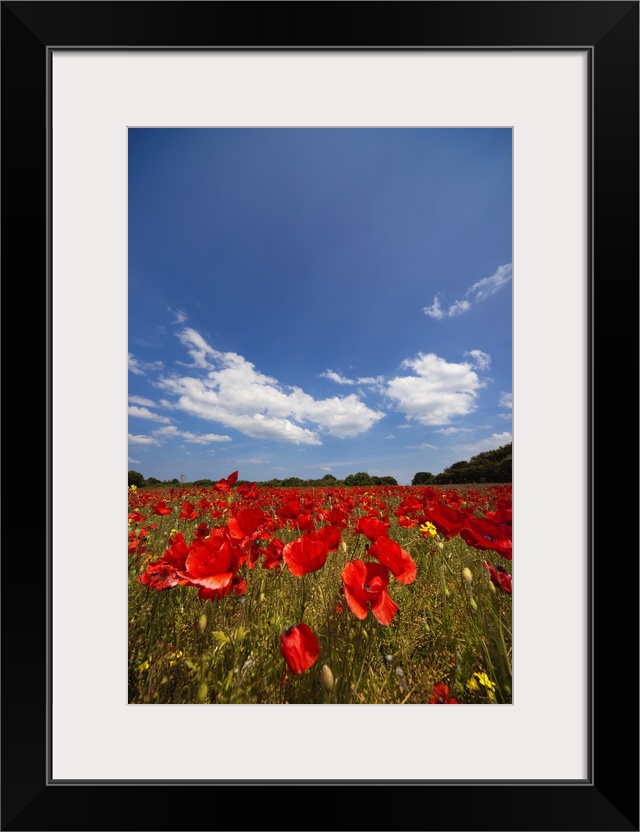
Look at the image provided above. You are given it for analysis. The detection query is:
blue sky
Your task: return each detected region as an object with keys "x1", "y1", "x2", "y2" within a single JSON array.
[{"x1": 128, "y1": 128, "x2": 512, "y2": 486}]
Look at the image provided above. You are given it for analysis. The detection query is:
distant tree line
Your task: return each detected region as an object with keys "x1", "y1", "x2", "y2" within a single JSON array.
[
  {"x1": 128, "y1": 443, "x2": 511, "y2": 490},
  {"x1": 411, "y1": 442, "x2": 512, "y2": 485},
  {"x1": 128, "y1": 470, "x2": 399, "y2": 489}
]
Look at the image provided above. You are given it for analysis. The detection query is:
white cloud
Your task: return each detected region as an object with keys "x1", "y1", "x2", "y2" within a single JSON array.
[
  {"x1": 128, "y1": 352, "x2": 164, "y2": 376},
  {"x1": 320, "y1": 370, "x2": 354, "y2": 385},
  {"x1": 499, "y1": 391, "x2": 513, "y2": 409},
  {"x1": 321, "y1": 370, "x2": 385, "y2": 392},
  {"x1": 464, "y1": 349, "x2": 491, "y2": 370},
  {"x1": 434, "y1": 426, "x2": 472, "y2": 435},
  {"x1": 385, "y1": 353, "x2": 484, "y2": 426},
  {"x1": 180, "y1": 432, "x2": 233, "y2": 445},
  {"x1": 151, "y1": 425, "x2": 231, "y2": 445},
  {"x1": 466, "y1": 263, "x2": 512, "y2": 302},
  {"x1": 176, "y1": 327, "x2": 221, "y2": 369},
  {"x1": 452, "y1": 431, "x2": 512, "y2": 455},
  {"x1": 155, "y1": 329, "x2": 385, "y2": 445},
  {"x1": 128, "y1": 395, "x2": 156, "y2": 407},
  {"x1": 424, "y1": 263, "x2": 512, "y2": 320},
  {"x1": 127, "y1": 405, "x2": 172, "y2": 424},
  {"x1": 171, "y1": 308, "x2": 188, "y2": 324},
  {"x1": 128, "y1": 353, "x2": 145, "y2": 376},
  {"x1": 128, "y1": 456, "x2": 141, "y2": 464},
  {"x1": 423, "y1": 294, "x2": 472, "y2": 319},
  {"x1": 385, "y1": 434, "x2": 395, "y2": 440},
  {"x1": 128, "y1": 433, "x2": 162, "y2": 446}
]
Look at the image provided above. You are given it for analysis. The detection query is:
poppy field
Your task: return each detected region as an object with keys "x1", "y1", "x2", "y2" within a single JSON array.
[{"x1": 129, "y1": 473, "x2": 512, "y2": 705}]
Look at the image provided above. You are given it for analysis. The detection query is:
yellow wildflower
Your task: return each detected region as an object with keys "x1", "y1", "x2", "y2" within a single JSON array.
[
  {"x1": 466, "y1": 671, "x2": 497, "y2": 700},
  {"x1": 419, "y1": 521, "x2": 437, "y2": 537}
]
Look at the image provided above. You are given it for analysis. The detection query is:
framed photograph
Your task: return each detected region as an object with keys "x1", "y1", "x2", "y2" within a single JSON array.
[{"x1": 3, "y1": 2, "x2": 638, "y2": 830}]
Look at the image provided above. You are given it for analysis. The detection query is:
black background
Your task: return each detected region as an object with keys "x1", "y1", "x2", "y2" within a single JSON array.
[{"x1": 2, "y1": 2, "x2": 638, "y2": 830}]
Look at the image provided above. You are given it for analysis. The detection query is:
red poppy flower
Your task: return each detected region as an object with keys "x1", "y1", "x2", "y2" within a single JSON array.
[
  {"x1": 368, "y1": 536, "x2": 417, "y2": 585},
  {"x1": 151, "y1": 500, "x2": 173, "y2": 517},
  {"x1": 177, "y1": 529, "x2": 246, "y2": 591},
  {"x1": 354, "y1": 516, "x2": 389, "y2": 541},
  {"x1": 483, "y1": 561, "x2": 512, "y2": 594},
  {"x1": 137, "y1": 561, "x2": 180, "y2": 591},
  {"x1": 428, "y1": 681, "x2": 458, "y2": 703},
  {"x1": 282, "y1": 533, "x2": 329, "y2": 577},
  {"x1": 237, "y1": 481, "x2": 259, "y2": 499},
  {"x1": 322, "y1": 505, "x2": 347, "y2": 528},
  {"x1": 198, "y1": 575, "x2": 247, "y2": 601},
  {"x1": 314, "y1": 524, "x2": 342, "y2": 551},
  {"x1": 460, "y1": 516, "x2": 512, "y2": 560},
  {"x1": 261, "y1": 537, "x2": 285, "y2": 570},
  {"x1": 277, "y1": 500, "x2": 301, "y2": 521},
  {"x1": 163, "y1": 532, "x2": 189, "y2": 570},
  {"x1": 341, "y1": 560, "x2": 399, "y2": 626},
  {"x1": 214, "y1": 471, "x2": 238, "y2": 492},
  {"x1": 178, "y1": 501, "x2": 198, "y2": 521},
  {"x1": 425, "y1": 502, "x2": 468, "y2": 538},
  {"x1": 280, "y1": 623, "x2": 320, "y2": 675},
  {"x1": 194, "y1": 521, "x2": 210, "y2": 539}
]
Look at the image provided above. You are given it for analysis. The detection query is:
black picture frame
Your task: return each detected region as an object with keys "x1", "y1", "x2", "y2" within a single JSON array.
[{"x1": 2, "y1": 2, "x2": 638, "y2": 830}]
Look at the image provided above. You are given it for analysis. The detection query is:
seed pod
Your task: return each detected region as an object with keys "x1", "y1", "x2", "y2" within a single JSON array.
[
  {"x1": 462, "y1": 567, "x2": 473, "y2": 584},
  {"x1": 320, "y1": 664, "x2": 335, "y2": 693}
]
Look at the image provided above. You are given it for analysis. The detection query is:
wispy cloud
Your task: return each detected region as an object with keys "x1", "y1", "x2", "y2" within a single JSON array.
[
  {"x1": 466, "y1": 264, "x2": 512, "y2": 302},
  {"x1": 452, "y1": 431, "x2": 512, "y2": 455},
  {"x1": 151, "y1": 425, "x2": 232, "y2": 445},
  {"x1": 127, "y1": 405, "x2": 172, "y2": 424},
  {"x1": 385, "y1": 353, "x2": 485, "y2": 426},
  {"x1": 154, "y1": 328, "x2": 385, "y2": 445},
  {"x1": 128, "y1": 395, "x2": 156, "y2": 407},
  {"x1": 128, "y1": 353, "x2": 164, "y2": 376},
  {"x1": 171, "y1": 308, "x2": 188, "y2": 325},
  {"x1": 424, "y1": 263, "x2": 512, "y2": 320},
  {"x1": 320, "y1": 370, "x2": 385, "y2": 392},
  {"x1": 499, "y1": 392, "x2": 512, "y2": 409},
  {"x1": 128, "y1": 433, "x2": 163, "y2": 446},
  {"x1": 434, "y1": 426, "x2": 472, "y2": 435},
  {"x1": 464, "y1": 349, "x2": 491, "y2": 370}
]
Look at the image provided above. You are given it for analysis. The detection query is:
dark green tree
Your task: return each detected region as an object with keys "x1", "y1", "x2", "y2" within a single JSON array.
[
  {"x1": 344, "y1": 472, "x2": 373, "y2": 486},
  {"x1": 411, "y1": 472, "x2": 435, "y2": 485},
  {"x1": 128, "y1": 470, "x2": 145, "y2": 488}
]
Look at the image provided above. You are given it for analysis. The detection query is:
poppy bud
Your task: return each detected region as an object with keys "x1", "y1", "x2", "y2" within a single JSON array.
[
  {"x1": 320, "y1": 664, "x2": 334, "y2": 693},
  {"x1": 341, "y1": 541, "x2": 347, "y2": 554},
  {"x1": 469, "y1": 598, "x2": 478, "y2": 612},
  {"x1": 198, "y1": 614, "x2": 207, "y2": 633},
  {"x1": 488, "y1": 580, "x2": 496, "y2": 594},
  {"x1": 197, "y1": 681, "x2": 208, "y2": 702},
  {"x1": 462, "y1": 567, "x2": 473, "y2": 584}
]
